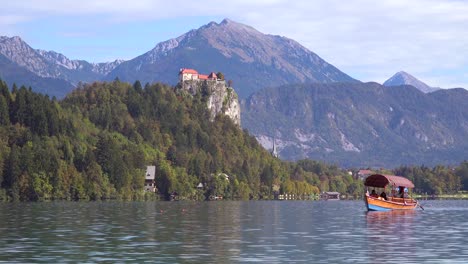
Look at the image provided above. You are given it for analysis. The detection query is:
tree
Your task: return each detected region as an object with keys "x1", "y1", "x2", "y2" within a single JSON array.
[
  {"x1": 0, "y1": 96, "x2": 9, "y2": 125},
  {"x1": 133, "y1": 80, "x2": 143, "y2": 93},
  {"x1": 0, "y1": 80, "x2": 11, "y2": 102},
  {"x1": 456, "y1": 161, "x2": 468, "y2": 190},
  {"x1": 155, "y1": 160, "x2": 175, "y2": 198},
  {"x1": 216, "y1": 72, "x2": 225, "y2": 81},
  {"x1": 32, "y1": 171, "x2": 53, "y2": 200},
  {"x1": 3, "y1": 145, "x2": 21, "y2": 200},
  {"x1": 85, "y1": 161, "x2": 113, "y2": 200}
]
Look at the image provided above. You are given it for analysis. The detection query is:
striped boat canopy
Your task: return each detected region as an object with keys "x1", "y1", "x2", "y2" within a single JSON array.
[{"x1": 364, "y1": 174, "x2": 415, "y2": 188}]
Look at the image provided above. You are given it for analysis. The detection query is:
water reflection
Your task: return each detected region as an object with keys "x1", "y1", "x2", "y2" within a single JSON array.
[
  {"x1": 1, "y1": 201, "x2": 468, "y2": 263},
  {"x1": 366, "y1": 210, "x2": 417, "y2": 262}
]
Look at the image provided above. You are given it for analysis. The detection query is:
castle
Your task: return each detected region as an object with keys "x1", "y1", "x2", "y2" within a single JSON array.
[
  {"x1": 177, "y1": 68, "x2": 240, "y2": 126},
  {"x1": 179, "y1": 68, "x2": 220, "y2": 82}
]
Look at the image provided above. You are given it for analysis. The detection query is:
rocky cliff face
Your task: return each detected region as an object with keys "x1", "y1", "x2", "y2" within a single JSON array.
[{"x1": 180, "y1": 79, "x2": 240, "y2": 125}]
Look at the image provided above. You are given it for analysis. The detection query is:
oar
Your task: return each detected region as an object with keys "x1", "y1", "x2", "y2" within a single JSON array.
[
  {"x1": 417, "y1": 202, "x2": 425, "y2": 210},
  {"x1": 409, "y1": 193, "x2": 424, "y2": 210},
  {"x1": 412, "y1": 195, "x2": 424, "y2": 210}
]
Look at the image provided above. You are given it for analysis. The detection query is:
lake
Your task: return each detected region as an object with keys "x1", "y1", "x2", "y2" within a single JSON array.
[{"x1": 1, "y1": 200, "x2": 468, "y2": 263}]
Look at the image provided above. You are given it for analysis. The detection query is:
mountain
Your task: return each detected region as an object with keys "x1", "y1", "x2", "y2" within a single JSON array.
[
  {"x1": 106, "y1": 19, "x2": 358, "y2": 98},
  {"x1": 0, "y1": 36, "x2": 123, "y2": 98},
  {"x1": 242, "y1": 82, "x2": 468, "y2": 167},
  {"x1": 0, "y1": 53, "x2": 74, "y2": 98},
  {"x1": 36, "y1": 49, "x2": 123, "y2": 76},
  {"x1": 383, "y1": 71, "x2": 439, "y2": 93}
]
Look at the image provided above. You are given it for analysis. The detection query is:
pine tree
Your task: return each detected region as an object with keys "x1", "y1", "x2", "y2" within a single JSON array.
[{"x1": 0, "y1": 96, "x2": 9, "y2": 125}]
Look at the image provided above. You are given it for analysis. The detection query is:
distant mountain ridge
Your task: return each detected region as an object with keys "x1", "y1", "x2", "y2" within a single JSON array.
[
  {"x1": 1, "y1": 19, "x2": 357, "y2": 98},
  {"x1": 0, "y1": 52, "x2": 74, "y2": 97},
  {"x1": 106, "y1": 18, "x2": 358, "y2": 98},
  {"x1": 384, "y1": 71, "x2": 439, "y2": 93},
  {"x1": 242, "y1": 82, "x2": 468, "y2": 167},
  {"x1": 36, "y1": 49, "x2": 123, "y2": 75},
  {"x1": 0, "y1": 36, "x2": 123, "y2": 98},
  {"x1": 1, "y1": 20, "x2": 464, "y2": 100}
]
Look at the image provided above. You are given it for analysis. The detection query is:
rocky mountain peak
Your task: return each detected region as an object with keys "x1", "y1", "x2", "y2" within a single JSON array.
[
  {"x1": 104, "y1": 19, "x2": 357, "y2": 98},
  {"x1": 218, "y1": 18, "x2": 258, "y2": 32},
  {"x1": 383, "y1": 71, "x2": 438, "y2": 93},
  {"x1": 92, "y1": 59, "x2": 125, "y2": 75},
  {"x1": 0, "y1": 36, "x2": 23, "y2": 44},
  {"x1": 0, "y1": 35, "x2": 58, "y2": 78},
  {"x1": 1, "y1": 36, "x2": 30, "y2": 51},
  {"x1": 36, "y1": 49, "x2": 81, "y2": 70},
  {"x1": 220, "y1": 18, "x2": 232, "y2": 24}
]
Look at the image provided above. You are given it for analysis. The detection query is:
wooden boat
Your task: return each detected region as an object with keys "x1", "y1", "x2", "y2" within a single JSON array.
[{"x1": 364, "y1": 174, "x2": 419, "y2": 211}]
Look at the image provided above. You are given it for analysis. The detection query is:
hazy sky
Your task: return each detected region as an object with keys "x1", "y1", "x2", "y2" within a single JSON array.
[{"x1": 1, "y1": 0, "x2": 467, "y2": 88}]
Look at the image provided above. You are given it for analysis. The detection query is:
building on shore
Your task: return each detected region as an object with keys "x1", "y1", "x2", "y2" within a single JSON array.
[
  {"x1": 320, "y1": 192, "x2": 340, "y2": 200},
  {"x1": 144, "y1": 166, "x2": 156, "y2": 192}
]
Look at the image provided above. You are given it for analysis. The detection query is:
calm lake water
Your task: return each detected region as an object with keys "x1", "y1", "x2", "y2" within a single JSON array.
[{"x1": 1, "y1": 200, "x2": 468, "y2": 263}]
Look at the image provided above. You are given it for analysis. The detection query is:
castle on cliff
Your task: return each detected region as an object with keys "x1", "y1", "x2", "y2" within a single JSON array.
[
  {"x1": 179, "y1": 68, "x2": 220, "y2": 82},
  {"x1": 177, "y1": 68, "x2": 240, "y2": 126}
]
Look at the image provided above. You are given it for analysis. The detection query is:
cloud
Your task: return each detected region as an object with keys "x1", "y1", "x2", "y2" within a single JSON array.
[
  {"x1": 1, "y1": 0, "x2": 467, "y2": 88},
  {"x1": 234, "y1": 0, "x2": 468, "y2": 87}
]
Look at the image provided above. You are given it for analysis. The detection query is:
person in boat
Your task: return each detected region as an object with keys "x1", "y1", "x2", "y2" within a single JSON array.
[
  {"x1": 398, "y1": 187, "x2": 405, "y2": 198},
  {"x1": 380, "y1": 191, "x2": 387, "y2": 200},
  {"x1": 370, "y1": 190, "x2": 378, "y2": 197}
]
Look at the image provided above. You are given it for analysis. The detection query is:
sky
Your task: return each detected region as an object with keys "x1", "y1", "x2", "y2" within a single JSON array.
[{"x1": 1, "y1": 0, "x2": 467, "y2": 88}]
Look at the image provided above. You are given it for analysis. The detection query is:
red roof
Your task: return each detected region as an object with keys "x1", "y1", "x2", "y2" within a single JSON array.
[
  {"x1": 180, "y1": 68, "x2": 198, "y2": 75},
  {"x1": 364, "y1": 174, "x2": 415, "y2": 188},
  {"x1": 358, "y1": 169, "x2": 374, "y2": 175},
  {"x1": 208, "y1": 72, "x2": 217, "y2": 79},
  {"x1": 198, "y1": 74, "x2": 209, "y2": 80}
]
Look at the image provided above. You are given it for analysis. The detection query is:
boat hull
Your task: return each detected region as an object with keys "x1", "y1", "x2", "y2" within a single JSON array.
[{"x1": 364, "y1": 194, "x2": 417, "y2": 211}]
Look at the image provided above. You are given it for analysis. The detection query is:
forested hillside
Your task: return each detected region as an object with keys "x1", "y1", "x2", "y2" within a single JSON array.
[
  {"x1": 0, "y1": 79, "x2": 327, "y2": 201},
  {"x1": 0, "y1": 79, "x2": 466, "y2": 201}
]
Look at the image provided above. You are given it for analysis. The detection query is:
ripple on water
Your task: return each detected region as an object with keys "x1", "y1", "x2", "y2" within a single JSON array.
[{"x1": 2, "y1": 200, "x2": 468, "y2": 263}]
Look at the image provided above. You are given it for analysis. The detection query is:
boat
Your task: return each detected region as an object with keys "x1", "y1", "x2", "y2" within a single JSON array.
[{"x1": 364, "y1": 174, "x2": 419, "y2": 211}]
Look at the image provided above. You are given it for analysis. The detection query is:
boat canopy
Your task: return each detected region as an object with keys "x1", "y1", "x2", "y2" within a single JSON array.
[{"x1": 364, "y1": 174, "x2": 415, "y2": 188}]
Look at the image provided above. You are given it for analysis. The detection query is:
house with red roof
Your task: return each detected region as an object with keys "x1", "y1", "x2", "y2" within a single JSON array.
[{"x1": 179, "y1": 68, "x2": 219, "y2": 82}]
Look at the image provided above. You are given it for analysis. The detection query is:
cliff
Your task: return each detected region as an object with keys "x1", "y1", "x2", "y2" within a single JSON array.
[{"x1": 179, "y1": 79, "x2": 241, "y2": 125}]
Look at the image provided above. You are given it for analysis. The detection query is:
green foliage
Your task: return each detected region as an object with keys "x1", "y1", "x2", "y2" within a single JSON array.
[
  {"x1": 0, "y1": 95, "x2": 10, "y2": 125},
  {"x1": 0, "y1": 80, "x2": 466, "y2": 201},
  {"x1": 456, "y1": 161, "x2": 468, "y2": 190},
  {"x1": 393, "y1": 165, "x2": 462, "y2": 194},
  {"x1": 32, "y1": 171, "x2": 53, "y2": 201},
  {"x1": 216, "y1": 72, "x2": 225, "y2": 81}
]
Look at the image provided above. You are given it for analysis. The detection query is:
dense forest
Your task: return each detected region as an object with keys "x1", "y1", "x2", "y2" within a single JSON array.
[{"x1": 0, "y1": 79, "x2": 467, "y2": 201}]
